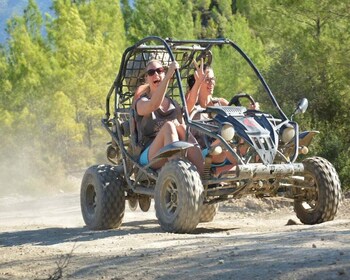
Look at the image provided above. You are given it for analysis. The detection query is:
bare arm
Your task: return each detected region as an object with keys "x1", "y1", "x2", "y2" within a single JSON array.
[
  {"x1": 186, "y1": 59, "x2": 206, "y2": 114},
  {"x1": 137, "y1": 61, "x2": 179, "y2": 116},
  {"x1": 219, "y1": 97, "x2": 229, "y2": 106},
  {"x1": 132, "y1": 84, "x2": 149, "y2": 108}
]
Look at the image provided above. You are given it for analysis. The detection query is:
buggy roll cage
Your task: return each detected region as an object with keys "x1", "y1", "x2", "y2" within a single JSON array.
[
  {"x1": 102, "y1": 36, "x2": 300, "y2": 166},
  {"x1": 104, "y1": 36, "x2": 288, "y2": 123}
]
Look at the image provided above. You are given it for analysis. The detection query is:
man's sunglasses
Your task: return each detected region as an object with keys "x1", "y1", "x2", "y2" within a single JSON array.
[{"x1": 147, "y1": 67, "x2": 165, "y2": 76}]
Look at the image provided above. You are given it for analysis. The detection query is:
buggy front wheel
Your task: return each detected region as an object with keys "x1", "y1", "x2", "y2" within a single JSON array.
[
  {"x1": 294, "y1": 157, "x2": 341, "y2": 224},
  {"x1": 80, "y1": 164, "x2": 126, "y2": 230},
  {"x1": 155, "y1": 159, "x2": 203, "y2": 233}
]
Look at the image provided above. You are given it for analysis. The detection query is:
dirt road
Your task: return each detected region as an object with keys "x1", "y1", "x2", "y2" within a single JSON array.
[{"x1": 0, "y1": 187, "x2": 349, "y2": 280}]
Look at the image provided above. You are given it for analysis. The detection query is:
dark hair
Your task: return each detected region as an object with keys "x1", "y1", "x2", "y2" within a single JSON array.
[
  {"x1": 187, "y1": 74, "x2": 196, "y2": 90},
  {"x1": 187, "y1": 63, "x2": 212, "y2": 90}
]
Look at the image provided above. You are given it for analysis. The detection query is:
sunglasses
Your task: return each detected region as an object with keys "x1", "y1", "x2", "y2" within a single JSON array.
[
  {"x1": 147, "y1": 67, "x2": 165, "y2": 76},
  {"x1": 205, "y1": 77, "x2": 216, "y2": 83}
]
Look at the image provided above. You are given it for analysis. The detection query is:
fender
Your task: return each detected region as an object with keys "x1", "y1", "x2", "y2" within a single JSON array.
[
  {"x1": 299, "y1": 131, "x2": 319, "y2": 147},
  {"x1": 150, "y1": 141, "x2": 194, "y2": 162},
  {"x1": 284, "y1": 130, "x2": 319, "y2": 158}
]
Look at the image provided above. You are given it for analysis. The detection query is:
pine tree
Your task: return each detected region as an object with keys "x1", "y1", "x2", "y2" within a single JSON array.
[{"x1": 127, "y1": 0, "x2": 195, "y2": 42}]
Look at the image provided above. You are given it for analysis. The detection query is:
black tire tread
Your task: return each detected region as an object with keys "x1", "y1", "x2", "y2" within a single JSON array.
[
  {"x1": 80, "y1": 165, "x2": 125, "y2": 230},
  {"x1": 155, "y1": 159, "x2": 203, "y2": 233},
  {"x1": 200, "y1": 203, "x2": 219, "y2": 223},
  {"x1": 294, "y1": 157, "x2": 341, "y2": 224}
]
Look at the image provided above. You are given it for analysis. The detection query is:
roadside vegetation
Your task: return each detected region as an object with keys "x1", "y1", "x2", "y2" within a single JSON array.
[{"x1": 0, "y1": 0, "x2": 349, "y2": 194}]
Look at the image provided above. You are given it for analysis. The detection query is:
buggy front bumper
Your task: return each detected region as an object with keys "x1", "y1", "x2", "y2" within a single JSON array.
[{"x1": 236, "y1": 163, "x2": 304, "y2": 180}]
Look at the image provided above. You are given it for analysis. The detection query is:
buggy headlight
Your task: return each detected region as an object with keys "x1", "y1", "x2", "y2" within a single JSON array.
[
  {"x1": 209, "y1": 145, "x2": 223, "y2": 156},
  {"x1": 221, "y1": 124, "x2": 235, "y2": 141},
  {"x1": 281, "y1": 125, "x2": 295, "y2": 143}
]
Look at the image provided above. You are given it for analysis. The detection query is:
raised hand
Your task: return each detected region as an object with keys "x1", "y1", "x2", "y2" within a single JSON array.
[
  {"x1": 168, "y1": 60, "x2": 180, "y2": 74},
  {"x1": 193, "y1": 58, "x2": 206, "y2": 83}
]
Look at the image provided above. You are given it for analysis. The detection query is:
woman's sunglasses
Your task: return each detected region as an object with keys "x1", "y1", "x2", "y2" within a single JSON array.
[
  {"x1": 147, "y1": 67, "x2": 165, "y2": 76},
  {"x1": 205, "y1": 77, "x2": 216, "y2": 84}
]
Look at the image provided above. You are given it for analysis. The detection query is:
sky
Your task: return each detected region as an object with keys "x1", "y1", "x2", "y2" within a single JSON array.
[
  {"x1": 0, "y1": 0, "x2": 134, "y2": 44},
  {"x1": 0, "y1": 0, "x2": 52, "y2": 44}
]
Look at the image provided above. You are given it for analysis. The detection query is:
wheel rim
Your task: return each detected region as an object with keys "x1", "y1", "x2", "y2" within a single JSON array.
[
  {"x1": 86, "y1": 184, "x2": 97, "y2": 215},
  {"x1": 163, "y1": 178, "x2": 178, "y2": 215},
  {"x1": 299, "y1": 173, "x2": 319, "y2": 212}
]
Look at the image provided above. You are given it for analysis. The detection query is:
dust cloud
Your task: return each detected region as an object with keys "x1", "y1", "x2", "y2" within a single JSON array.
[{"x1": 0, "y1": 144, "x2": 79, "y2": 197}]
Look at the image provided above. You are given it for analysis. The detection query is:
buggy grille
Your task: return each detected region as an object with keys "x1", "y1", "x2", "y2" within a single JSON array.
[
  {"x1": 207, "y1": 106, "x2": 247, "y2": 117},
  {"x1": 250, "y1": 135, "x2": 277, "y2": 164}
]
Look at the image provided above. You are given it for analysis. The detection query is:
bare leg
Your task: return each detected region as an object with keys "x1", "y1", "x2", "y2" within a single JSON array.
[
  {"x1": 177, "y1": 124, "x2": 204, "y2": 175},
  {"x1": 214, "y1": 164, "x2": 236, "y2": 177},
  {"x1": 186, "y1": 145, "x2": 204, "y2": 175},
  {"x1": 202, "y1": 138, "x2": 238, "y2": 177},
  {"x1": 148, "y1": 121, "x2": 179, "y2": 169}
]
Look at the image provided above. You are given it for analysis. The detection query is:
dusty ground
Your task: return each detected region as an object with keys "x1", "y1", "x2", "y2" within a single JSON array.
[{"x1": 0, "y1": 182, "x2": 349, "y2": 280}]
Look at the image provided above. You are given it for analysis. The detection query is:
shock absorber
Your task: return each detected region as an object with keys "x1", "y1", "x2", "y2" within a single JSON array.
[{"x1": 202, "y1": 156, "x2": 212, "y2": 180}]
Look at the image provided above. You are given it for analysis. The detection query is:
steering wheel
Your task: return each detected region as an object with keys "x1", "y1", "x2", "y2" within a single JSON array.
[{"x1": 228, "y1": 93, "x2": 256, "y2": 108}]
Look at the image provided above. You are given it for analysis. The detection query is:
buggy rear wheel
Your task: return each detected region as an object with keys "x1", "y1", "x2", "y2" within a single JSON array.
[
  {"x1": 128, "y1": 196, "x2": 138, "y2": 211},
  {"x1": 200, "y1": 203, "x2": 219, "y2": 223},
  {"x1": 139, "y1": 195, "x2": 152, "y2": 212},
  {"x1": 80, "y1": 165, "x2": 125, "y2": 230},
  {"x1": 155, "y1": 159, "x2": 203, "y2": 233},
  {"x1": 294, "y1": 157, "x2": 341, "y2": 224}
]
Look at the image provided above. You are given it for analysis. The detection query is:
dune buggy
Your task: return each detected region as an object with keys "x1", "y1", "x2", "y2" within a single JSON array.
[{"x1": 80, "y1": 36, "x2": 342, "y2": 233}]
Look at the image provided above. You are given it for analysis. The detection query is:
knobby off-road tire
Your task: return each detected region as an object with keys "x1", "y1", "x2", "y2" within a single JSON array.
[
  {"x1": 81, "y1": 165, "x2": 125, "y2": 230},
  {"x1": 155, "y1": 159, "x2": 203, "y2": 233},
  {"x1": 199, "y1": 203, "x2": 219, "y2": 223},
  {"x1": 128, "y1": 196, "x2": 138, "y2": 211},
  {"x1": 294, "y1": 157, "x2": 341, "y2": 224},
  {"x1": 139, "y1": 195, "x2": 151, "y2": 212}
]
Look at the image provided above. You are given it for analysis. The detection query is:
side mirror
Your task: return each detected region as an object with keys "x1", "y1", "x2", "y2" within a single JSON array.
[{"x1": 291, "y1": 98, "x2": 308, "y2": 120}]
